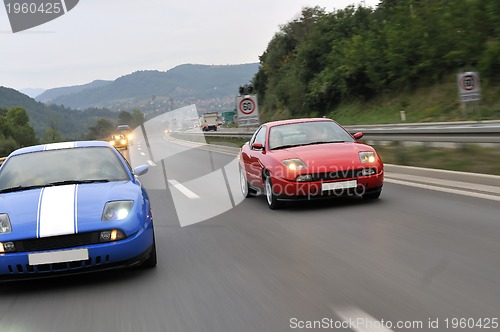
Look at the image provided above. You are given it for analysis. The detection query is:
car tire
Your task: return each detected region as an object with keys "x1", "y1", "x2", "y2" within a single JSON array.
[
  {"x1": 142, "y1": 237, "x2": 157, "y2": 268},
  {"x1": 240, "y1": 167, "x2": 251, "y2": 198},
  {"x1": 362, "y1": 190, "x2": 381, "y2": 200},
  {"x1": 240, "y1": 167, "x2": 257, "y2": 198},
  {"x1": 265, "y1": 175, "x2": 282, "y2": 210}
]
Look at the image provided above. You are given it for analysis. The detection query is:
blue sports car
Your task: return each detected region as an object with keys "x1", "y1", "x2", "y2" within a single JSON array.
[{"x1": 0, "y1": 141, "x2": 156, "y2": 281}]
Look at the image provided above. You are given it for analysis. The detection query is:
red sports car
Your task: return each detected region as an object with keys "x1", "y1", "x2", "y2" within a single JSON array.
[{"x1": 238, "y1": 118, "x2": 384, "y2": 209}]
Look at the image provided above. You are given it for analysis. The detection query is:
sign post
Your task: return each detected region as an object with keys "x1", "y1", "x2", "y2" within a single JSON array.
[
  {"x1": 457, "y1": 71, "x2": 481, "y2": 116},
  {"x1": 235, "y1": 95, "x2": 260, "y2": 127}
]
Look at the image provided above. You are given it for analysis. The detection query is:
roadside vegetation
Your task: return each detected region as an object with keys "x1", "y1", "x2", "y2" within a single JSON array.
[
  {"x1": 0, "y1": 107, "x2": 38, "y2": 156},
  {"x1": 253, "y1": 0, "x2": 500, "y2": 123},
  {"x1": 0, "y1": 106, "x2": 144, "y2": 157},
  {"x1": 242, "y1": 0, "x2": 500, "y2": 175}
]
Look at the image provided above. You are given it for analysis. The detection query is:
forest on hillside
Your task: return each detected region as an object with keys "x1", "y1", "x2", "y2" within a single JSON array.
[
  {"x1": 0, "y1": 86, "x2": 117, "y2": 139},
  {"x1": 254, "y1": 0, "x2": 500, "y2": 119}
]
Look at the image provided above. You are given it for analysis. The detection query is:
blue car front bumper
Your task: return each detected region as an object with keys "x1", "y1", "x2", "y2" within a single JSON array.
[{"x1": 0, "y1": 221, "x2": 154, "y2": 281}]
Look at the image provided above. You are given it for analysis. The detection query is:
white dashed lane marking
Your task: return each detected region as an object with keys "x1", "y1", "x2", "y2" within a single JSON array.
[
  {"x1": 332, "y1": 307, "x2": 394, "y2": 332},
  {"x1": 168, "y1": 180, "x2": 200, "y2": 199}
]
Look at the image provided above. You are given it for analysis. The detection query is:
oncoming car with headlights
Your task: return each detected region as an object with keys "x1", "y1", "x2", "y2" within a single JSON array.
[
  {"x1": 0, "y1": 141, "x2": 156, "y2": 281},
  {"x1": 238, "y1": 118, "x2": 384, "y2": 209},
  {"x1": 117, "y1": 125, "x2": 134, "y2": 144},
  {"x1": 110, "y1": 133, "x2": 128, "y2": 150}
]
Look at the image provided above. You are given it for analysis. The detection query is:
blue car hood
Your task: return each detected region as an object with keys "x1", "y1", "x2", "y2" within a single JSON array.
[{"x1": 0, "y1": 181, "x2": 145, "y2": 241}]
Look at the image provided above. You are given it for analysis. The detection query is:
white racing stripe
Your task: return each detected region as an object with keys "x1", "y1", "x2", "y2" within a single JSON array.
[
  {"x1": 38, "y1": 185, "x2": 77, "y2": 238},
  {"x1": 168, "y1": 180, "x2": 200, "y2": 199},
  {"x1": 44, "y1": 142, "x2": 76, "y2": 150}
]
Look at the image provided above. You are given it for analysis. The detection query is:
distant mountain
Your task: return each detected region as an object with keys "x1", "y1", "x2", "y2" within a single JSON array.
[
  {"x1": 0, "y1": 86, "x2": 115, "y2": 139},
  {"x1": 36, "y1": 80, "x2": 112, "y2": 103},
  {"x1": 38, "y1": 63, "x2": 260, "y2": 111},
  {"x1": 20, "y1": 88, "x2": 46, "y2": 98}
]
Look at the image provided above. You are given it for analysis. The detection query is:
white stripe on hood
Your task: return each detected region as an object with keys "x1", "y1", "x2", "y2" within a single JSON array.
[
  {"x1": 38, "y1": 184, "x2": 77, "y2": 238},
  {"x1": 44, "y1": 142, "x2": 76, "y2": 150}
]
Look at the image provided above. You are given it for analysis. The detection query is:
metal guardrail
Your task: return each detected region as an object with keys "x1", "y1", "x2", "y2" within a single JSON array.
[
  {"x1": 1, "y1": 123, "x2": 498, "y2": 163},
  {"x1": 186, "y1": 124, "x2": 500, "y2": 144}
]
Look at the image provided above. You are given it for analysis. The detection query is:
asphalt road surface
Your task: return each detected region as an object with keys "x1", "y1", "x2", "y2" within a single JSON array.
[{"x1": 0, "y1": 131, "x2": 499, "y2": 332}]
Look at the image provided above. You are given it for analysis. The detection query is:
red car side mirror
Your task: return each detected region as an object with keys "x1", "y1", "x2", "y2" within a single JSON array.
[
  {"x1": 252, "y1": 142, "x2": 264, "y2": 150},
  {"x1": 353, "y1": 132, "x2": 363, "y2": 140}
]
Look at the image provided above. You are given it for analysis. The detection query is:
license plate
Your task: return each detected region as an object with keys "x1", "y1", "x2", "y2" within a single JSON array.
[
  {"x1": 28, "y1": 248, "x2": 89, "y2": 265},
  {"x1": 322, "y1": 180, "x2": 357, "y2": 191}
]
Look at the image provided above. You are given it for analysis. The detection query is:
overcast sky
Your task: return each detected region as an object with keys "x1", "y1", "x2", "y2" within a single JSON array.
[{"x1": 1, "y1": 0, "x2": 379, "y2": 91}]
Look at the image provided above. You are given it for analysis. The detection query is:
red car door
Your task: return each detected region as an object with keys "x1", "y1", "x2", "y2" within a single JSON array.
[{"x1": 243, "y1": 126, "x2": 267, "y2": 188}]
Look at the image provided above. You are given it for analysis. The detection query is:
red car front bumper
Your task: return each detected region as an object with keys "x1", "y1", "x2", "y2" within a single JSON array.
[{"x1": 269, "y1": 170, "x2": 384, "y2": 200}]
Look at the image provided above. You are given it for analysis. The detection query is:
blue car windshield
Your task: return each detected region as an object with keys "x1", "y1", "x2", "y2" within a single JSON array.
[{"x1": 0, "y1": 146, "x2": 130, "y2": 191}]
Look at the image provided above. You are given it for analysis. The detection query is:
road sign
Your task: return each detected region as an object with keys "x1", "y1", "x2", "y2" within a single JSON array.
[
  {"x1": 236, "y1": 95, "x2": 259, "y2": 127},
  {"x1": 457, "y1": 72, "x2": 481, "y2": 102},
  {"x1": 239, "y1": 98, "x2": 256, "y2": 115}
]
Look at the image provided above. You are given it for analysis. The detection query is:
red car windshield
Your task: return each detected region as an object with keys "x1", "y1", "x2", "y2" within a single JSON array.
[{"x1": 268, "y1": 121, "x2": 354, "y2": 150}]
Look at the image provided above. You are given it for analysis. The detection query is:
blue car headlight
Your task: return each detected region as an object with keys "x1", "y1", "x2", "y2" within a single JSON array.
[
  {"x1": 0, "y1": 214, "x2": 12, "y2": 234},
  {"x1": 102, "y1": 201, "x2": 134, "y2": 221}
]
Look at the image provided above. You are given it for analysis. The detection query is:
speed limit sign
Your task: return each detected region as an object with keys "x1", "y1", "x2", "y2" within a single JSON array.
[
  {"x1": 239, "y1": 98, "x2": 256, "y2": 115},
  {"x1": 457, "y1": 72, "x2": 481, "y2": 102},
  {"x1": 235, "y1": 95, "x2": 259, "y2": 126}
]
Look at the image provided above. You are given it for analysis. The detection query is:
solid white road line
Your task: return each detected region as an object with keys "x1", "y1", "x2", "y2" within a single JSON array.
[
  {"x1": 333, "y1": 307, "x2": 394, "y2": 332},
  {"x1": 147, "y1": 160, "x2": 156, "y2": 166},
  {"x1": 168, "y1": 180, "x2": 200, "y2": 199},
  {"x1": 385, "y1": 178, "x2": 500, "y2": 202}
]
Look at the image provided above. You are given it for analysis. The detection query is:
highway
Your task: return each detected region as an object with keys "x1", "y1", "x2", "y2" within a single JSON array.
[{"x1": 0, "y1": 130, "x2": 499, "y2": 332}]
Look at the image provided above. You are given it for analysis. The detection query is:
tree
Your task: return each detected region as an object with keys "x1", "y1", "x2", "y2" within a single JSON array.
[
  {"x1": 43, "y1": 120, "x2": 63, "y2": 143},
  {"x1": 118, "y1": 111, "x2": 133, "y2": 125},
  {"x1": 253, "y1": 0, "x2": 500, "y2": 119},
  {"x1": 0, "y1": 134, "x2": 18, "y2": 157},
  {"x1": 0, "y1": 107, "x2": 38, "y2": 156},
  {"x1": 2, "y1": 107, "x2": 38, "y2": 148},
  {"x1": 131, "y1": 109, "x2": 145, "y2": 128},
  {"x1": 87, "y1": 118, "x2": 115, "y2": 140}
]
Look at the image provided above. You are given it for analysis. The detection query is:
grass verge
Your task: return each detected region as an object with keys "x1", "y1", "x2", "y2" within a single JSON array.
[{"x1": 373, "y1": 143, "x2": 500, "y2": 176}]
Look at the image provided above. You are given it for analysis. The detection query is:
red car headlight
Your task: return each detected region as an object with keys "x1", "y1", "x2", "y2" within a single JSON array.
[
  {"x1": 359, "y1": 152, "x2": 376, "y2": 163},
  {"x1": 281, "y1": 158, "x2": 307, "y2": 171}
]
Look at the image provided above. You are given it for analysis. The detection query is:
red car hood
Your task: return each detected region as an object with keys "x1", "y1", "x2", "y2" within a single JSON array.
[{"x1": 269, "y1": 142, "x2": 375, "y2": 170}]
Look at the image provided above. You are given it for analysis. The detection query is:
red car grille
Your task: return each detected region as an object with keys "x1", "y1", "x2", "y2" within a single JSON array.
[{"x1": 310, "y1": 168, "x2": 377, "y2": 181}]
